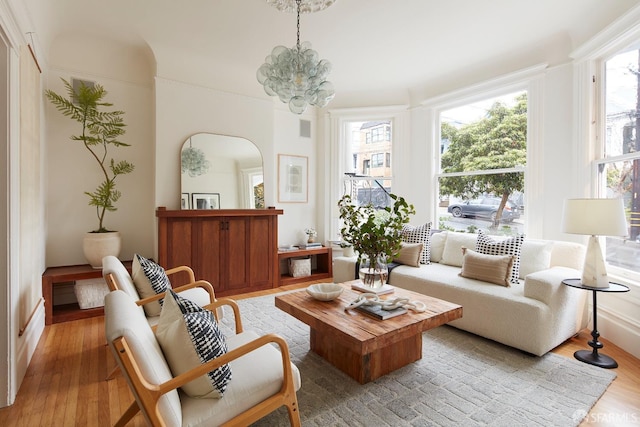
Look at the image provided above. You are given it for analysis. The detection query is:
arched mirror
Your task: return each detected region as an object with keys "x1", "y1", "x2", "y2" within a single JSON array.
[{"x1": 181, "y1": 133, "x2": 264, "y2": 209}]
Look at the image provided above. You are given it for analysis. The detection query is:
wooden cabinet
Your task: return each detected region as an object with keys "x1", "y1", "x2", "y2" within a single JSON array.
[{"x1": 156, "y1": 207, "x2": 283, "y2": 297}]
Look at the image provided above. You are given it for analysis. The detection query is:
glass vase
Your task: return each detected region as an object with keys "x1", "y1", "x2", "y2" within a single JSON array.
[{"x1": 358, "y1": 255, "x2": 389, "y2": 289}]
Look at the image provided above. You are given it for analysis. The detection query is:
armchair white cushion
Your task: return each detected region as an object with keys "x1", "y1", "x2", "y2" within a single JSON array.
[{"x1": 105, "y1": 290, "x2": 302, "y2": 426}]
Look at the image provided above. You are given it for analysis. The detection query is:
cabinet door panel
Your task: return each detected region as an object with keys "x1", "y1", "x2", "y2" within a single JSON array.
[
  {"x1": 197, "y1": 219, "x2": 222, "y2": 292},
  {"x1": 226, "y1": 218, "x2": 248, "y2": 290},
  {"x1": 166, "y1": 219, "x2": 193, "y2": 269},
  {"x1": 249, "y1": 216, "x2": 272, "y2": 285}
]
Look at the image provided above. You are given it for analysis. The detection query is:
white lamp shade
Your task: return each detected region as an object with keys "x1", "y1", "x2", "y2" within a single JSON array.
[{"x1": 561, "y1": 198, "x2": 628, "y2": 237}]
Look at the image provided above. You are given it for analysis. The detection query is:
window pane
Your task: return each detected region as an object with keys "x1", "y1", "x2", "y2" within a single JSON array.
[
  {"x1": 603, "y1": 48, "x2": 640, "y2": 277},
  {"x1": 438, "y1": 175, "x2": 524, "y2": 236},
  {"x1": 439, "y1": 91, "x2": 527, "y2": 236},
  {"x1": 600, "y1": 159, "x2": 640, "y2": 275},
  {"x1": 343, "y1": 120, "x2": 393, "y2": 208},
  {"x1": 605, "y1": 49, "x2": 639, "y2": 158}
]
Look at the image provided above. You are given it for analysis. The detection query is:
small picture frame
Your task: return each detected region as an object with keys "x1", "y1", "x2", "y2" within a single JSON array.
[
  {"x1": 278, "y1": 154, "x2": 308, "y2": 203},
  {"x1": 181, "y1": 193, "x2": 190, "y2": 209},
  {"x1": 192, "y1": 193, "x2": 220, "y2": 209}
]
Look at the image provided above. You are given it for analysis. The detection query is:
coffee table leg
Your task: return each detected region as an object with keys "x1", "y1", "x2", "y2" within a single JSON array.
[{"x1": 309, "y1": 328, "x2": 422, "y2": 384}]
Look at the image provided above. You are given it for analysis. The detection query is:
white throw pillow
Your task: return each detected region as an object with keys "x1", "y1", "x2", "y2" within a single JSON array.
[
  {"x1": 132, "y1": 254, "x2": 171, "y2": 317},
  {"x1": 429, "y1": 231, "x2": 447, "y2": 263},
  {"x1": 440, "y1": 232, "x2": 478, "y2": 267},
  {"x1": 155, "y1": 290, "x2": 232, "y2": 398},
  {"x1": 519, "y1": 240, "x2": 554, "y2": 278}
]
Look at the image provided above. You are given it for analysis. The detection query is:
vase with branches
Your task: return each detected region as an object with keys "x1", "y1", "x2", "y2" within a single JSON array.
[{"x1": 338, "y1": 193, "x2": 415, "y2": 288}]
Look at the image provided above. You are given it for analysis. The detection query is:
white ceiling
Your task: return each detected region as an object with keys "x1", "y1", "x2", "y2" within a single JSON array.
[{"x1": 21, "y1": 0, "x2": 640, "y2": 104}]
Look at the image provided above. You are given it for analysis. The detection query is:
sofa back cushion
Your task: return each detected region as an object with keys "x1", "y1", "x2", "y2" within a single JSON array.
[
  {"x1": 440, "y1": 231, "x2": 478, "y2": 267},
  {"x1": 519, "y1": 240, "x2": 554, "y2": 278},
  {"x1": 550, "y1": 241, "x2": 586, "y2": 271}
]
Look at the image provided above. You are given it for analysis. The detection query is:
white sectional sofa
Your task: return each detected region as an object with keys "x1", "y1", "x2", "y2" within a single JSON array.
[{"x1": 333, "y1": 231, "x2": 589, "y2": 356}]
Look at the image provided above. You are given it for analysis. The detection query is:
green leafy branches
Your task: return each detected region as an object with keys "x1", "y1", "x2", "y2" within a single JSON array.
[
  {"x1": 45, "y1": 79, "x2": 134, "y2": 232},
  {"x1": 440, "y1": 93, "x2": 527, "y2": 227},
  {"x1": 338, "y1": 193, "x2": 415, "y2": 265}
]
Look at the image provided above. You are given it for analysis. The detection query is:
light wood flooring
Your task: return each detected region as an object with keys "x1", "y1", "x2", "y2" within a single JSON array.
[{"x1": 1, "y1": 281, "x2": 638, "y2": 426}]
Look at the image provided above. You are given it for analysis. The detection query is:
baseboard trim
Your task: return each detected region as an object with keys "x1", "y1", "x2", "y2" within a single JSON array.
[
  {"x1": 13, "y1": 303, "x2": 45, "y2": 404},
  {"x1": 597, "y1": 306, "x2": 640, "y2": 360}
]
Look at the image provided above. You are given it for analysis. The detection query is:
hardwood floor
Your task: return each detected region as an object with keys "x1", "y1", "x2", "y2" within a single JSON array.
[{"x1": 1, "y1": 281, "x2": 638, "y2": 426}]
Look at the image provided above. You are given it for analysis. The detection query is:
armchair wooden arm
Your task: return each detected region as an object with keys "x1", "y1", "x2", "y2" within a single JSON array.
[
  {"x1": 204, "y1": 298, "x2": 243, "y2": 332},
  {"x1": 112, "y1": 333, "x2": 300, "y2": 427},
  {"x1": 133, "y1": 280, "x2": 216, "y2": 307},
  {"x1": 165, "y1": 265, "x2": 196, "y2": 285}
]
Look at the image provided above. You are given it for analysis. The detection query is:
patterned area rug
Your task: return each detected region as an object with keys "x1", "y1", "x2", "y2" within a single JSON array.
[{"x1": 218, "y1": 293, "x2": 616, "y2": 427}]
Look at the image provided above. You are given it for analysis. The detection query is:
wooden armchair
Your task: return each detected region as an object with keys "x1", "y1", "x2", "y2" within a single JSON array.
[
  {"x1": 105, "y1": 290, "x2": 301, "y2": 426},
  {"x1": 102, "y1": 255, "x2": 216, "y2": 326}
]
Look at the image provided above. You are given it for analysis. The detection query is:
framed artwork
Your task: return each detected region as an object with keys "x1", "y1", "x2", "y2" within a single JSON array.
[
  {"x1": 181, "y1": 193, "x2": 190, "y2": 209},
  {"x1": 278, "y1": 154, "x2": 308, "y2": 203},
  {"x1": 192, "y1": 193, "x2": 221, "y2": 209}
]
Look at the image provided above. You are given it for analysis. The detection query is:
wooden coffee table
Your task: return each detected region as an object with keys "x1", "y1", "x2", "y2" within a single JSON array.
[{"x1": 275, "y1": 281, "x2": 462, "y2": 384}]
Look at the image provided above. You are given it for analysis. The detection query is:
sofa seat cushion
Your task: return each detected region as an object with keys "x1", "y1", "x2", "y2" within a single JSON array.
[
  {"x1": 180, "y1": 330, "x2": 302, "y2": 427},
  {"x1": 389, "y1": 263, "x2": 556, "y2": 356}
]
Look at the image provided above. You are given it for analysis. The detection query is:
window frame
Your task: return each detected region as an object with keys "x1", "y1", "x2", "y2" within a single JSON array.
[
  {"x1": 571, "y1": 8, "x2": 640, "y2": 285},
  {"x1": 421, "y1": 65, "x2": 546, "y2": 237},
  {"x1": 325, "y1": 106, "x2": 409, "y2": 242}
]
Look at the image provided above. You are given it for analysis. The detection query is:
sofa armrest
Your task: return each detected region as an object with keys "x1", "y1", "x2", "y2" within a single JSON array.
[
  {"x1": 333, "y1": 256, "x2": 358, "y2": 283},
  {"x1": 524, "y1": 266, "x2": 581, "y2": 305}
]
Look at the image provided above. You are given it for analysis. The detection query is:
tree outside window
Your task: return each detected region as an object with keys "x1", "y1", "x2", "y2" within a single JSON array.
[{"x1": 439, "y1": 92, "x2": 527, "y2": 234}]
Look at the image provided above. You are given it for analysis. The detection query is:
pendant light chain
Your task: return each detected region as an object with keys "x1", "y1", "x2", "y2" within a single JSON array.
[{"x1": 296, "y1": 0, "x2": 302, "y2": 51}]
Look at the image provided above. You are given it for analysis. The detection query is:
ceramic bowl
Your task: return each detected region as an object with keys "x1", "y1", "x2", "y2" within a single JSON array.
[{"x1": 306, "y1": 283, "x2": 343, "y2": 301}]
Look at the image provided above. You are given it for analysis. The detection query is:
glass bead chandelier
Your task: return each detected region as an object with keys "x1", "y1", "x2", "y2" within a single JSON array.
[{"x1": 258, "y1": 0, "x2": 336, "y2": 114}]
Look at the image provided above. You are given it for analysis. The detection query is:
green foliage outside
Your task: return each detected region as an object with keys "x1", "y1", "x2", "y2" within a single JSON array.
[
  {"x1": 45, "y1": 79, "x2": 135, "y2": 233},
  {"x1": 338, "y1": 193, "x2": 415, "y2": 265},
  {"x1": 440, "y1": 93, "x2": 527, "y2": 227}
]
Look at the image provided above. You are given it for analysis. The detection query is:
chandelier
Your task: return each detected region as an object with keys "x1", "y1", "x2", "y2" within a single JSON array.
[
  {"x1": 181, "y1": 138, "x2": 210, "y2": 177},
  {"x1": 257, "y1": 0, "x2": 336, "y2": 114}
]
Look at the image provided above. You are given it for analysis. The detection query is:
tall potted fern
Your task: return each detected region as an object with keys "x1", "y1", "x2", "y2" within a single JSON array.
[{"x1": 46, "y1": 79, "x2": 135, "y2": 268}]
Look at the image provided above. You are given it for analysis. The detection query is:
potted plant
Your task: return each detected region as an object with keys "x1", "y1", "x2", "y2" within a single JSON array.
[
  {"x1": 46, "y1": 79, "x2": 135, "y2": 268},
  {"x1": 338, "y1": 193, "x2": 415, "y2": 288}
]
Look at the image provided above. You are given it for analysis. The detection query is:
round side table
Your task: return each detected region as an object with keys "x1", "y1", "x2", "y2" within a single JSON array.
[{"x1": 562, "y1": 278, "x2": 629, "y2": 368}]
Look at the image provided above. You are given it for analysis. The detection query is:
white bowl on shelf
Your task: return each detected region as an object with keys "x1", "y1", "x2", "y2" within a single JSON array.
[{"x1": 306, "y1": 283, "x2": 343, "y2": 301}]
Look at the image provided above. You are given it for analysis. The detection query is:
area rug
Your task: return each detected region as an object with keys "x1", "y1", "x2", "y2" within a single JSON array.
[{"x1": 218, "y1": 293, "x2": 616, "y2": 427}]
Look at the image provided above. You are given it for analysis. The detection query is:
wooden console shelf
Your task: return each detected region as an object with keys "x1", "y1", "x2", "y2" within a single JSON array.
[
  {"x1": 278, "y1": 247, "x2": 333, "y2": 286},
  {"x1": 42, "y1": 262, "x2": 132, "y2": 325}
]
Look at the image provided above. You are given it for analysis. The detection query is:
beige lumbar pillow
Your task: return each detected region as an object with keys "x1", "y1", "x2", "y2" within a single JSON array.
[
  {"x1": 459, "y1": 247, "x2": 514, "y2": 287},
  {"x1": 393, "y1": 242, "x2": 424, "y2": 267}
]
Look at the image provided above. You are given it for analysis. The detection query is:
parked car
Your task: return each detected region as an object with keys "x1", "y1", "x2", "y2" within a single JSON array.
[{"x1": 447, "y1": 197, "x2": 521, "y2": 223}]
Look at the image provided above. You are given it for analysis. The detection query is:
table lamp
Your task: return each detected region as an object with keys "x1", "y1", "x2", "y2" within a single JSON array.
[{"x1": 561, "y1": 198, "x2": 628, "y2": 288}]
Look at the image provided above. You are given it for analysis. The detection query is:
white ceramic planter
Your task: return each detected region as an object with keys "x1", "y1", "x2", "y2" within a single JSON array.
[{"x1": 83, "y1": 231, "x2": 122, "y2": 269}]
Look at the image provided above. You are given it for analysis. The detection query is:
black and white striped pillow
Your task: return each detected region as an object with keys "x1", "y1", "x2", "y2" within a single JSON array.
[
  {"x1": 475, "y1": 231, "x2": 524, "y2": 284},
  {"x1": 401, "y1": 222, "x2": 432, "y2": 264},
  {"x1": 156, "y1": 290, "x2": 232, "y2": 398}
]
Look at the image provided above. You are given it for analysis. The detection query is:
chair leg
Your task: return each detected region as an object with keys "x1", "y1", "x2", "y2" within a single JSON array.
[
  {"x1": 115, "y1": 401, "x2": 141, "y2": 427},
  {"x1": 286, "y1": 399, "x2": 301, "y2": 427},
  {"x1": 105, "y1": 365, "x2": 119, "y2": 381}
]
